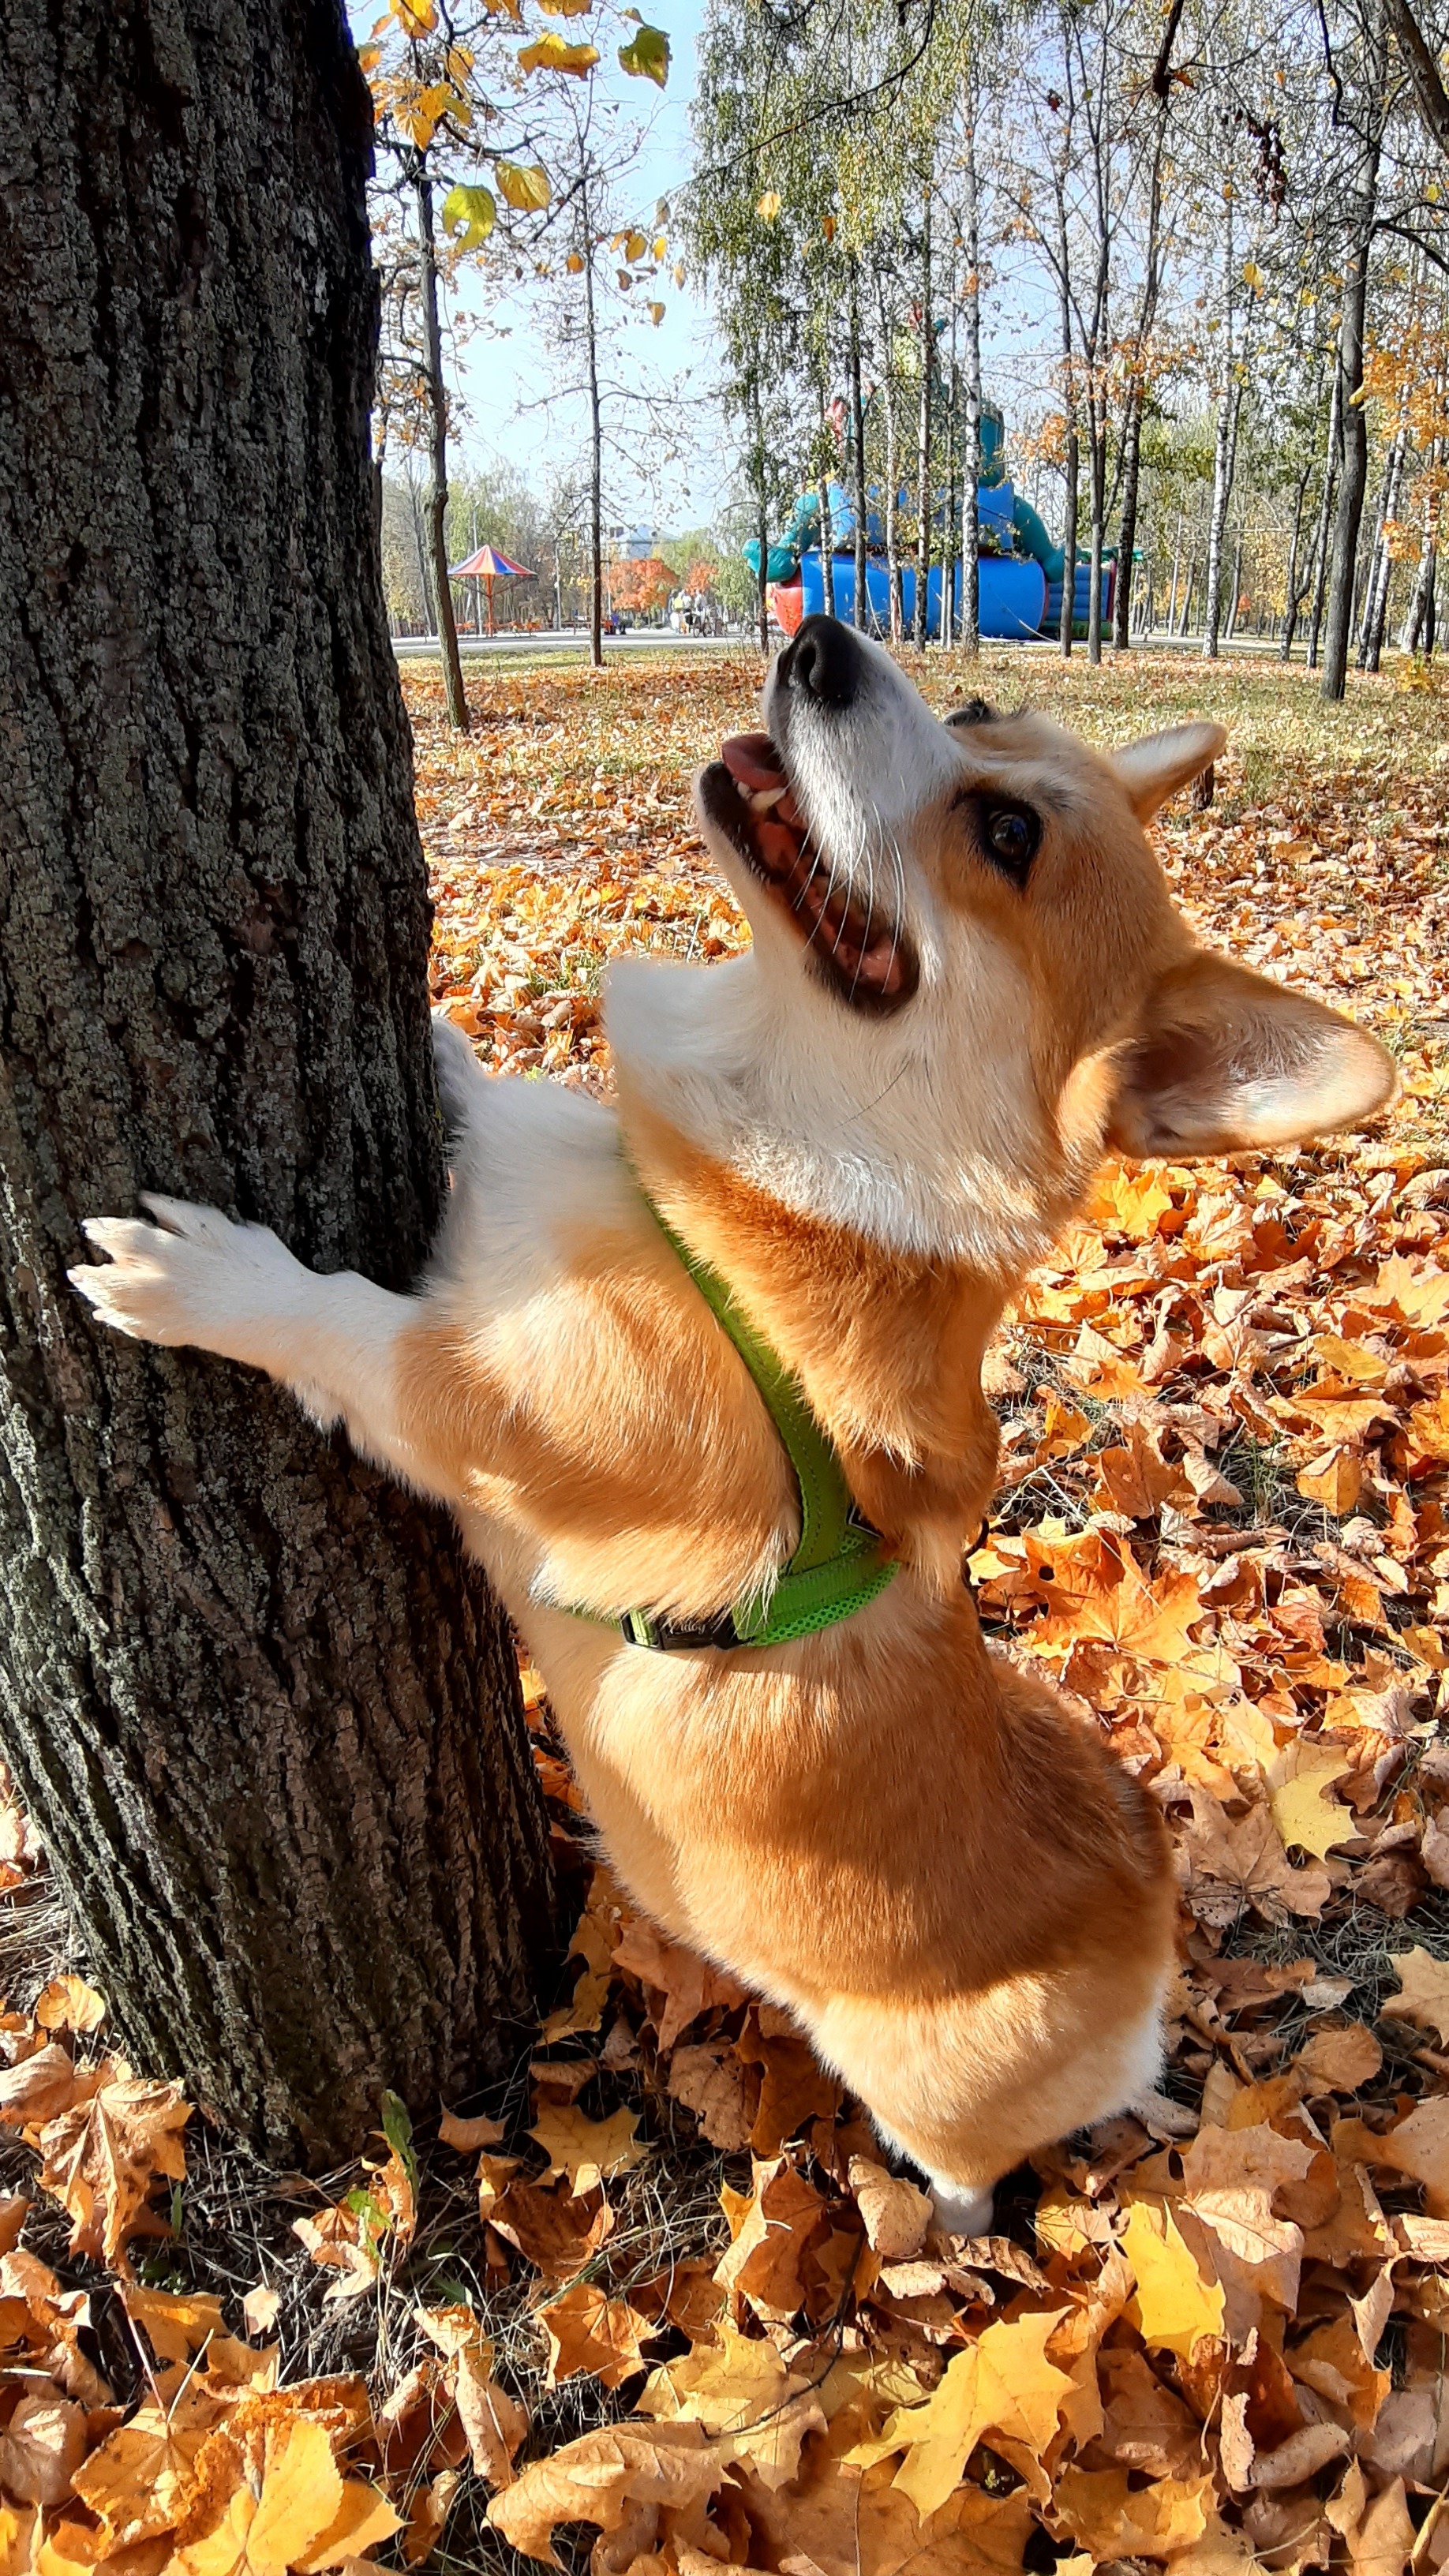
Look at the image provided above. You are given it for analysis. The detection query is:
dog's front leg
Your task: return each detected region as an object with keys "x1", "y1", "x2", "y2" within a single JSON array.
[{"x1": 69, "y1": 1196, "x2": 425, "y2": 1488}]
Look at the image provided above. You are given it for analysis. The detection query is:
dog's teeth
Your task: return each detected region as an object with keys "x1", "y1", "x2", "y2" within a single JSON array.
[{"x1": 746, "y1": 784, "x2": 787, "y2": 814}]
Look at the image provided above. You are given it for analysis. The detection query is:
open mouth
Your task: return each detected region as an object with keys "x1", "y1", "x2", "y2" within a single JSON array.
[{"x1": 698, "y1": 735, "x2": 919, "y2": 1013}]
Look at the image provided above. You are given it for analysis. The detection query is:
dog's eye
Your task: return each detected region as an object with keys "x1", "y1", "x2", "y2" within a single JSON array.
[{"x1": 981, "y1": 803, "x2": 1040, "y2": 883}]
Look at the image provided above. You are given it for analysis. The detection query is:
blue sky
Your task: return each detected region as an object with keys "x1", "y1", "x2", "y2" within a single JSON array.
[{"x1": 442, "y1": 0, "x2": 727, "y2": 530}]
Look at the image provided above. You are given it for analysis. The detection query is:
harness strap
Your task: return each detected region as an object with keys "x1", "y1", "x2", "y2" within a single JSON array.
[{"x1": 565, "y1": 1191, "x2": 899, "y2": 1653}]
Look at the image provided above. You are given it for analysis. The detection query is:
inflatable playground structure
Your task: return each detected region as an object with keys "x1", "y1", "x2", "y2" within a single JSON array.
[{"x1": 744, "y1": 410, "x2": 1113, "y2": 645}]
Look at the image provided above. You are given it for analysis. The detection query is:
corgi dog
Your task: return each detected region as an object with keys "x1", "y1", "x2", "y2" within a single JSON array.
[{"x1": 72, "y1": 617, "x2": 1395, "y2": 2231}]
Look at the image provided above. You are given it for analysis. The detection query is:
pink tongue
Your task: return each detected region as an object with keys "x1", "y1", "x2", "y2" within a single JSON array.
[{"x1": 721, "y1": 732, "x2": 785, "y2": 792}]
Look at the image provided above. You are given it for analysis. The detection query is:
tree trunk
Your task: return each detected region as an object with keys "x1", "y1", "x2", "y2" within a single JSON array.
[
  {"x1": 1322, "y1": 39, "x2": 1383, "y2": 701},
  {"x1": 1058, "y1": 421, "x2": 1079, "y2": 657},
  {"x1": 878, "y1": 282, "x2": 903, "y2": 644},
  {"x1": 960, "y1": 117, "x2": 982, "y2": 657},
  {"x1": 1306, "y1": 367, "x2": 1342, "y2": 669},
  {"x1": 848, "y1": 264, "x2": 870, "y2": 631},
  {"x1": 1358, "y1": 406, "x2": 1408, "y2": 670},
  {"x1": 1280, "y1": 439, "x2": 1316, "y2": 660},
  {"x1": 914, "y1": 183, "x2": 933, "y2": 650},
  {"x1": 414, "y1": 170, "x2": 470, "y2": 732},
  {"x1": 1204, "y1": 380, "x2": 1238, "y2": 659},
  {"x1": 582, "y1": 178, "x2": 605, "y2": 669},
  {"x1": 0, "y1": 0, "x2": 555, "y2": 2166}
]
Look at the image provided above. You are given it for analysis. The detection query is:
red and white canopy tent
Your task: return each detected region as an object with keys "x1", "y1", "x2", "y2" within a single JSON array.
[{"x1": 448, "y1": 542, "x2": 534, "y2": 635}]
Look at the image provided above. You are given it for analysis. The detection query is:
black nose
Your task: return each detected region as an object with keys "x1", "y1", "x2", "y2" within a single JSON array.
[{"x1": 779, "y1": 614, "x2": 859, "y2": 710}]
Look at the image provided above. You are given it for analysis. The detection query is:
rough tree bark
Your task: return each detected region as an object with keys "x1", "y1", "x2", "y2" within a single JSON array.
[{"x1": 0, "y1": 0, "x2": 556, "y2": 2165}]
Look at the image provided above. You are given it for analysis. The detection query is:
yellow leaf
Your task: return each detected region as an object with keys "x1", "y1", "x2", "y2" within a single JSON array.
[
  {"x1": 1056, "y1": 2466, "x2": 1214, "y2": 2558},
  {"x1": 1242, "y1": 259, "x2": 1265, "y2": 290},
  {"x1": 624, "y1": 230, "x2": 647, "y2": 260},
  {"x1": 440, "y1": 183, "x2": 496, "y2": 250},
  {"x1": 851, "y1": 2308, "x2": 1073, "y2": 2518},
  {"x1": 392, "y1": 0, "x2": 435, "y2": 29},
  {"x1": 1122, "y1": 2202, "x2": 1225, "y2": 2360},
  {"x1": 528, "y1": 2103, "x2": 647, "y2": 2192},
  {"x1": 618, "y1": 22, "x2": 669, "y2": 84},
  {"x1": 537, "y1": 0, "x2": 593, "y2": 13},
  {"x1": 647, "y1": 300, "x2": 665, "y2": 325},
  {"x1": 1267, "y1": 1739, "x2": 1354, "y2": 1859},
  {"x1": 34, "y1": 1979, "x2": 106, "y2": 2035},
  {"x1": 173, "y1": 2418, "x2": 342, "y2": 2576},
  {"x1": 756, "y1": 190, "x2": 782, "y2": 220},
  {"x1": 497, "y1": 162, "x2": 552, "y2": 212},
  {"x1": 489, "y1": 2423, "x2": 727, "y2": 2567},
  {"x1": 519, "y1": 32, "x2": 599, "y2": 73},
  {"x1": 565, "y1": 251, "x2": 585, "y2": 274}
]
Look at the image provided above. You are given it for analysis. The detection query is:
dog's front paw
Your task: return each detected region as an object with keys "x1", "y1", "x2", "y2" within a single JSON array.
[{"x1": 69, "y1": 1194, "x2": 298, "y2": 1361}]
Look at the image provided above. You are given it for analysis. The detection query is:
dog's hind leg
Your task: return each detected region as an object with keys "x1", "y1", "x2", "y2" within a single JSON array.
[{"x1": 69, "y1": 1196, "x2": 440, "y2": 1497}]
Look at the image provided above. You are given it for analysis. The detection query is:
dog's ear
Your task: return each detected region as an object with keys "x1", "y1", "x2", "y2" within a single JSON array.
[
  {"x1": 1108, "y1": 951, "x2": 1397, "y2": 1156},
  {"x1": 1112, "y1": 721, "x2": 1226, "y2": 822}
]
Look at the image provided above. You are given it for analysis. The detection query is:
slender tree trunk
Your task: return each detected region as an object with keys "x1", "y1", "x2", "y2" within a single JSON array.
[
  {"x1": 1306, "y1": 369, "x2": 1342, "y2": 668},
  {"x1": 1179, "y1": 559, "x2": 1196, "y2": 635},
  {"x1": 1087, "y1": 406, "x2": 1106, "y2": 666},
  {"x1": 960, "y1": 116, "x2": 982, "y2": 656},
  {"x1": 0, "y1": 0, "x2": 554, "y2": 2164},
  {"x1": 818, "y1": 447, "x2": 837, "y2": 618},
  {"x1": 1114, "y1": 110, "x2": 1166, "y2": 650},
  {"x1": 1322, "y1": 48, "x2": 1384, "y2": 700},
  {"x1": 1058, "y1": 420, "x2": 1079, "y2": 657},
  {"x1": 415, "y1": 171, "x2": 470, "y2": 730},
  {"x1": 914, "y1": 183, "x2": 933, "y2": 649},
  {"x1": 751, "y1": 381, "x2": 770, "y2": 656},
  {"x1": 848, "y1": 264, "x2": 870, "y2": 631},
  {"x1": 580, "y1": 181, "x2": 605, "y2": 668},
  {"x1": 1401, "y1": 465, "x2": 1440, "y2": 650},
  {"x1": 1224, "y1": 522, "x2": 1245, "y2": 641},
  {"x1": 1204, "y1": 380, "x2": 1239, "y2": 658},
  {"x1": 878, "y1": 284, "x2": 903, "y2": 643},
  {"x1": 1280, "y1": 446, "x2": 1316, "y2": 659},
  {"x1": 1359, "y1": 408, "x2": 1409, "y2": 669},
  {"x1": 1166, "y1": 508, "x2": 1182, "y2": 635}
]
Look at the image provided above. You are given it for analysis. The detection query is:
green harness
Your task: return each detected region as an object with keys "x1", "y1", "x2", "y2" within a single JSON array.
[{"x1": 576, "y1": 1195, "x2": 899, "y2": 1654}]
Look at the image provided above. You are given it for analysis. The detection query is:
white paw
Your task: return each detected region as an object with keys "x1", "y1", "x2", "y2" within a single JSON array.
[
  {"x1": 432, "y1": 1009, "x2": 483, "y2": 1140},
  {"x1": 930, "y1": 2181, "x2": 995, "y2": 2241},
  {"x1": 69, "y1": 1194, "x2": 301, "y2": 1361}
]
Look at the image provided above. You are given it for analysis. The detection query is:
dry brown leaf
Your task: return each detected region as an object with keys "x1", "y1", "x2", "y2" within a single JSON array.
[
  {"x1": 528, "y1": 2102, "x2": 648, "y2": 2193},
  {"x1": 33, "y1": 1977, "x2": 107, "y2": 2036},
  {"x1": 485, "y1": 2171, "x2": 615, "y2": 2281},
  {"x1": 438, "y1": 2105, "x2": 507, "y2": 2151},
  {"x1": 637, "y1": 2318, "x2": 826, "y2": 2485},
  {"x1": 0, "y1": 2391, "x2": 87, "y2": 2507},
  {"x1": 736, "y1": 2004, "x2": 842, "y2": 2153},
  {"x1": 666, "y1": 2042, "x2": 751, "y2": 2150},
  {"x1": 487, "y1": 2419, "x2": 727, "y2": 2567},
  {"x1": 1053, "y1": 2465, "x2": 1215, "y2": 2559},
  {"x1": 35, "y1": 2073, "x2": 190, "y2": 2274},
  {"x1": 1387, "y1": 1945, "x2": 1449, "y2": 2043},
  {"x1": 611, "y1": 1918, "x2": 749, "y2": 2050},
  {"x1": 716, "y1": 2155, "x2": 827, "y2": 2323},
  {"x1": 1290, "y1": 2022, "x2": 1383, "y2": 2094},
  {"x1": 848, "y1": 2157, "x2": 931, "y2": 2261},
  {"x1": 537, "y1": 2280, "x2": 653, "y2": 2389}
]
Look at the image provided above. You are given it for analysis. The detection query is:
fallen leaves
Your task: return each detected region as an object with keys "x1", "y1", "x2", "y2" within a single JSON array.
[{"x1": 2, "y1": 653, "x2": 1448, "y2": 2569}]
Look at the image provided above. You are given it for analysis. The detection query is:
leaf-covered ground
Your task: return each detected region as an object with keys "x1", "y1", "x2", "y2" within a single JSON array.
[{"x1": 0, "y1": 647, "x2": 1447, "y2": 2576}]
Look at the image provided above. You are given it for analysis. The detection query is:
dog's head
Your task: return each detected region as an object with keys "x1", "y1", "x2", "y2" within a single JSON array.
[{"x1": 695, "y1": 616, "x2": 1395, "y2": 1187}]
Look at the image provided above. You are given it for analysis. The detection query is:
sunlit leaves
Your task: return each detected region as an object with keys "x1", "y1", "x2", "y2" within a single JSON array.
[
  {"x1": 617, "y1": 20, "x2": 670, "y2": 85},
  {"x1": 496, "y1": 163, "x2": 552, "y2": 213},
  {"x1": 519, "y1": 30, "x2": 599, "y2": 73},
  {"x1": 440, "y1": 183, "x2": 496, "y2": 249},
  {"x1": 756, "y1": 189, "x2": 782, "y2": 220}
]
